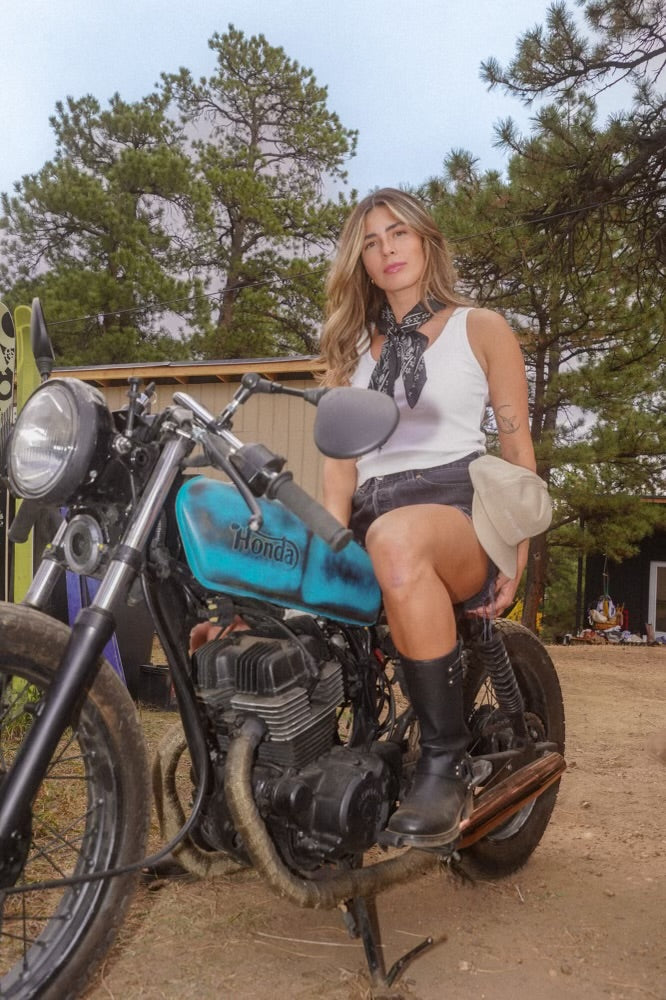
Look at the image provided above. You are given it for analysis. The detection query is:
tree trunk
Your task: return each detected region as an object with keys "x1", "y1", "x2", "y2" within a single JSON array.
[{"x1": 522, "y1": 533, "x2": 548, "y2": 633}]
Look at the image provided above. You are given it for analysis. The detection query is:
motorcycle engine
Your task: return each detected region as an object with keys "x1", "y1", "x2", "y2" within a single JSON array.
[{"x1": 192, "y1": 617, "x2": 399, "y2": 867}]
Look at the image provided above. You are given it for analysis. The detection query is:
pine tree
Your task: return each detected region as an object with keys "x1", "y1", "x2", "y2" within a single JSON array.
[
  {"x1": 481, "y1": 0, "x2": 666, "y2": 290},
  {"x1": 1, "y1": 92, "x2": 201, "y2": 364},
  {"x1": 162, "y1": 25, "x2": 357, "y2": 358}
]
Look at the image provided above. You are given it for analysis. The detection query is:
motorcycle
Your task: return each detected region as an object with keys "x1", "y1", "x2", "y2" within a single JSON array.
[{"x1": 0, "y1": 303, "x2": 565, "y2": 999}]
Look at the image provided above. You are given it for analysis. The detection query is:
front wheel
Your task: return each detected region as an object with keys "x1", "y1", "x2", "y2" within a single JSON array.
[
  {"x1": 0, "y1": 602, "x2": 151, "y2": 1000},
  {"x1": 462, "y1": 619, "x2": 565, "y2": 877}
]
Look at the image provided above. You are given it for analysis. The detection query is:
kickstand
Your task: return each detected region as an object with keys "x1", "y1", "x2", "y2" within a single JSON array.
[{"x1": 341, "y1": 895, "x2": 433, "y2": 991}]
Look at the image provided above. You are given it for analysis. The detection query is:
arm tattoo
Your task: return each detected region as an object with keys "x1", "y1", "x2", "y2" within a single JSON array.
[{"x1": 496, "y1": 405, "x2": 521, "y2": 435}]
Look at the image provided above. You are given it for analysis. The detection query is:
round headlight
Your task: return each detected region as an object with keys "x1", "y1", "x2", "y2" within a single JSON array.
[{"x1": 7, "y1": 378, "x2": 112, "y2": 504}]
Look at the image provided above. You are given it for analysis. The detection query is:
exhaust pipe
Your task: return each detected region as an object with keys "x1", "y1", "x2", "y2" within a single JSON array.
[
  {"x1": 223, "y1": 717, "x2": 566, "y2": 909},
  {"x1": 460, "y1": 751, "x2": 566, "y2": 848},
  {"x1": 153, "y1": 721, "x2": 247, "y2": 879}
]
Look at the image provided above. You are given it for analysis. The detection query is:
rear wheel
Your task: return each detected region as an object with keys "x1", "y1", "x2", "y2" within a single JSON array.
[
  {"x1": 462, "y1": 619, "x2": 565, "y2": 876},
  {"x1": 0, "y1": 603, "x2": 151, "y2": 1000}
]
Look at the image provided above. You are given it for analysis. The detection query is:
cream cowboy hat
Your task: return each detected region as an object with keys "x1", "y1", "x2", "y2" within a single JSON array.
[{"x1": 469, "y1": 455, "x2": 552, "y2": 579}]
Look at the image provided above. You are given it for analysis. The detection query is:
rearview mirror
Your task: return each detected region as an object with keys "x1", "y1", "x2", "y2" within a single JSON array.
[{"x1": 314, "y1": 387, "x2": 399, "y2": 459}]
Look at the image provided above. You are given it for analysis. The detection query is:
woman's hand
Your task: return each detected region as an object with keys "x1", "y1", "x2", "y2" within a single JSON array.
[
  {"x1": 467, "y1": 539, "x2": 529, "y2": 620},
  {"x1": 468, "y1": 571, "x2": 520, "y2": 620}
]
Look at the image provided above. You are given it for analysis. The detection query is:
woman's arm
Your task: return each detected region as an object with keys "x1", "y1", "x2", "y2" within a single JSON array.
[
  {"x1": 468, "y1": 309, "x2": 537, "y2": 615},
  {"x1": 469, "y1": 308, "x2": 536, "y2": 471},
  {"x1": 322, "y1": 456, "x2": 358, "y2": 527}
]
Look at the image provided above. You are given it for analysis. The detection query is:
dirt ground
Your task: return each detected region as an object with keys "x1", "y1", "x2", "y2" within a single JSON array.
[{"x1": 85, "y1": 644, "x2": 666, "y2": 1000}]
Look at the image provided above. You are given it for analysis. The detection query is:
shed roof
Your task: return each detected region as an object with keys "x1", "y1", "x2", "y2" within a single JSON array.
[{"x1": 54, "y1": 355, "x2": 324, "y2": 388}]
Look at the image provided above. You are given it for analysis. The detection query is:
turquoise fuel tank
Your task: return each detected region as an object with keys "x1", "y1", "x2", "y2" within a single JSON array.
[{"x1": 176, "y1": 477, "x2": 381, "y2": 626}]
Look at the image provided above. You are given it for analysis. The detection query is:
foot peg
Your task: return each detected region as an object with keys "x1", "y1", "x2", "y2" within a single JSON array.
[{"x1": 470, "y1": 758, "x2": 493, "y2": 786}]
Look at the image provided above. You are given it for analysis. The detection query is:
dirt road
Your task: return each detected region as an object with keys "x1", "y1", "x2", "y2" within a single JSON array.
[{"x1": 86, "y1": 645, "x2": 666, "y2": 1000}]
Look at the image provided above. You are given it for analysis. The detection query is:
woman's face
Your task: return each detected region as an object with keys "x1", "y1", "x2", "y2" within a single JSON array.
[{"x1": 360, "y1": 204, "x2": 426, "y2": 304}]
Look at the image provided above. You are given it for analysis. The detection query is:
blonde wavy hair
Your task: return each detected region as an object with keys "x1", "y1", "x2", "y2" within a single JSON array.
[{"x1": 319, "y1": 188, "x2": 468, "y2": 387}]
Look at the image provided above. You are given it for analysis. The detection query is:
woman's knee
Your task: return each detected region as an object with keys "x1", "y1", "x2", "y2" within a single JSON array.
[
  {"x1": 366, "y1": 504, "x2": 488, "y2": 602},
  {"x1": 366, "y1": 515, "x2": 431, "y2": 593}
]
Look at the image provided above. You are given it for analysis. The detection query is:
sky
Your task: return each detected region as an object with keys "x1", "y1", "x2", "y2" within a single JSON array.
[{"x1": 0, "y1": 0, "x2": 578, "y2": 201}]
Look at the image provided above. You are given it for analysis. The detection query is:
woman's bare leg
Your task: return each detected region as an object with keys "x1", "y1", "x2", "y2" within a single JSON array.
[{"x1": 365, "y1": 504, "x2": 489, "y2": 657}]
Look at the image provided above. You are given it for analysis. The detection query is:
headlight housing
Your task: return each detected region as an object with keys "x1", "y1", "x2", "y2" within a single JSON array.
[{"x1": 7, "y1": 378, "x2": 113, "y2": 504}]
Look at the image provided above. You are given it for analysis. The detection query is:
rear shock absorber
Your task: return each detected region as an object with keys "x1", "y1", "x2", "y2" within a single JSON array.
[{"x1": 467, "y1": 620, "x2": 530, "y2": 744}]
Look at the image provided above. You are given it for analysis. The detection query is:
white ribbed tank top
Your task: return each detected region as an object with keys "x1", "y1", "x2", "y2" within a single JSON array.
[{"x1": 351, "y1": 307, "x2": 489, "y2": 486}]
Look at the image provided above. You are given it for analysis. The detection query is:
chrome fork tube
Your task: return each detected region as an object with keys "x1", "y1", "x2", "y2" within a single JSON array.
[
  {"x1": 87, "y1": 434, "x2": 191, "y2": 613},
  {"x1": 22, "y1": 519, "x2": 68, "y2": 609}
]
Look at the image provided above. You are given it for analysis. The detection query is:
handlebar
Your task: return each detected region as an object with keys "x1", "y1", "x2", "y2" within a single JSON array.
[{"x1": 265, "y1": 474, "x2": 353, "y2": 552}]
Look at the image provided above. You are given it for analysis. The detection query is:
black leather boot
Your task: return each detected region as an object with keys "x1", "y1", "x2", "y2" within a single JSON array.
[{"x1": 387, "y1": 641, "x2": 472, "y2": 847}]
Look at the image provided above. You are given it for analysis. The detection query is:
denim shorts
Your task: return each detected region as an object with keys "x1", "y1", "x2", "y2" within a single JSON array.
[{"x1": 349, "y1": 452, "x2": 497, "y2": 612}]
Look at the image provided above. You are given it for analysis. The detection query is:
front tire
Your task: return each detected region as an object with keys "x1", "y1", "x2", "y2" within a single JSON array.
[
  {"x1": 462, "y1": 619, "x2": 565, "y2": 876},
  {"x1": 0, "y1": 602, "x2": 151, "y2": 1000}
]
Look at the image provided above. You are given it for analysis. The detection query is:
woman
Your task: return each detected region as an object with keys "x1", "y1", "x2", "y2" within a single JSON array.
[{"x1": 319, "y1": 188, "x2": 538, "y2": 848}]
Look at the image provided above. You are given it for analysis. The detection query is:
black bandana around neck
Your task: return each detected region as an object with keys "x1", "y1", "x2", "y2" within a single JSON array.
[{"x1": 368, "y1": 299, "x2": 444, "y2": 408}]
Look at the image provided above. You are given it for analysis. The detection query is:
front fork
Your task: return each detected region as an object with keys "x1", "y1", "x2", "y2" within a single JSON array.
[{"x1": 0, "y1": 432, "x2": 192, "y2": 882}]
